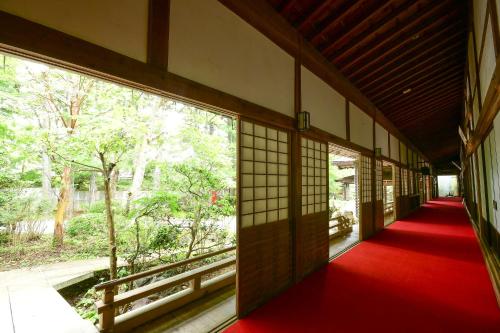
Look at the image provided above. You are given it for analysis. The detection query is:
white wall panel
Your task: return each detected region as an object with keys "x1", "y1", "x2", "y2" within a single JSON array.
[
  {"x1": 169, "y1": 0, "x2": 294, "y2": 117},
  {"x1": 474, "y1": 0, "x2": 488, "y2": 51},
  {"x1": 0, "y1": 0, "x2": 148, "y2": 62},
  {"x1": 375, "y1": 122, "x2": 388, "y2": 157},
  {"x1": 478, "y1": 144, "x2": 487, "y2": 217},
  {"x1": 349, "y1": 103, "x2": 373, "y2": 150},
  {"x1": 480, "y1": 17, "x2": 496, "y2": 105},
  {"x1": 492, "y1": 113, "x2": 500, "y2": 231},
  {"x1": 301, "y1": 67, "x2": 346, "y2": 138},
  {"x1": 390, "y1": 134, "x2": 399, "y2": 161},
  {"x1": 484, "y1": 134, "x2": 497, "y2": 231}
]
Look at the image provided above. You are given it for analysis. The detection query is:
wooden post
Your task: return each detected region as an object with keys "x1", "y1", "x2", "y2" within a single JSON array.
[
  {"x1": 192, "y1": 276, "x2": 201, "y2": 291},
  {"x1": 99, "y1": 287, "x2": 115, "y2": 333}
]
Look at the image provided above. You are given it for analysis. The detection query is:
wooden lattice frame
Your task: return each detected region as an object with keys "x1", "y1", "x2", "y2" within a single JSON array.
[
  {"x1": 301, "y1": 137, "x2": 328, "y2": 216},
  {"x1": 240, "y1": 120, "x2": 289, "y2": 228}
]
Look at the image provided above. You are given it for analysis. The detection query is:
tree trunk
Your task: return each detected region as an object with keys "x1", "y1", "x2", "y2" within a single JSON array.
[
  {"x1": 110, "y1": 168, "x2": 119, "y2": 199},
  {"x1": 89, "y1": 172, "x2": 97, "y2": 205},
  {"x1": 152, "y1": 165, "x2": 161, "y2": 191},
  {"x1": 41, "y1": 151, "x2": 52, "y2": 199},
  {"x1": 53, "y1": 166, "x2": 71, "y2": 247},
  {"x1": 129, "y1": 140, "x2": 148, "y2": 199},
  {"x1": 65, "y1": 176, "x2": 74, "y2": 219},
  {"x1": 100, "y1": 156, "x2": 118, "y2": 281}
]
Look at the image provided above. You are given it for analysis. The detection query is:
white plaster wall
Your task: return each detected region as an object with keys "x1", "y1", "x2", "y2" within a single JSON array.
[
  {"x1": 474, "y1": 0, "x2": 488, "y2": 51},
  {"x1": 484, "y1": 134, "x2": 498, "y2": 231},
  {"x1": 478, "y1": 144, "x2": 487, "y2": 217},
  {"x1": 301, "y1": 66, "x2": 346, "y2": 138},
  {"x1": 480, "y1": 17, "x2": 496, "y2": 105},
  {"x1": 0, "y1": 0, "x2": 148, "y2": 62},
  {"x1": 349, "y1": 103, "x2": 373, "y2": 150},
  {"x1": 473, "y1": 91, "x2": 480, "y2": 128},
  {"x1": 491, "y1": 113, "x2": 500, "y2": 231},
  {"x1": 375, "y1": 122, "x2": 388, "y2": 157},
  {"x1": 469, "y1": 35, "x2": 477, "y2": 90},
  {"x1": 390, "y1": 134, "x2": 399, "y2": 161},
  {"x1": 169, "y1": 0, "x2": 294, "y2": 117}
]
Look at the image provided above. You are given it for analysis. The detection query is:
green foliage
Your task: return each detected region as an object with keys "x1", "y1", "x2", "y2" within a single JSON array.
[
  {"x1": 19, "y1": 170, "x2": 42, "y2": 187},
  {"x1": 66, "y1": 213, "x2": 106, "y2": 238},
  {"x1": 149, "y1": 225, "x2": 182, "y2": 253}
]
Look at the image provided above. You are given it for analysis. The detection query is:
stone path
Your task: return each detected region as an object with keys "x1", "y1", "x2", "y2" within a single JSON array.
[{"x1": 0, "y1": 258, "x2": 124, "y2": 333}]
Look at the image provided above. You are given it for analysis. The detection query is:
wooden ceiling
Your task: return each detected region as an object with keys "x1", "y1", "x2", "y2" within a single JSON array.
[{"x1": 266, "y1": 0, "x2": 467, "y2": 166}]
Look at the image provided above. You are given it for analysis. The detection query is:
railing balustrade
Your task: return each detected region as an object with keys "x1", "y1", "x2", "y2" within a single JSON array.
[{"x1": 94, "y1": 246, "x2": 236, "y2": 332}]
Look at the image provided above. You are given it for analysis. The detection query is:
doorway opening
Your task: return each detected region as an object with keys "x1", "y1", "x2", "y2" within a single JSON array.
[
  {"x1": 438, "y1": 175, "x2": 459, "y2": 197},
  {"x1": 328, "y1": 143, "x2": 360, "y2": 257},
  {"x1": 0, "y1": 52, "x2": 237, "y2": 332},
  {"x1": 383, "y1": 161, "x2": 395, "y2": 226}
]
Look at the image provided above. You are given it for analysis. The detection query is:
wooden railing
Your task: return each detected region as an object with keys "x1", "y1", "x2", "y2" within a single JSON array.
[
  {"x1": 94, "y1": 246, "x2": 236, "y2": 333},
  {"x1": 329, "y1": 216, "x2": 353, "y2": 239},
  {"x1": 384, "y1": 202, "x2": 394, "y2": 215}
]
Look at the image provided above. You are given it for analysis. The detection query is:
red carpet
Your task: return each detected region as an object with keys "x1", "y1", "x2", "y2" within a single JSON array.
[{"x1": 226, "y1": 198, "x2": 500, "y2": 333}]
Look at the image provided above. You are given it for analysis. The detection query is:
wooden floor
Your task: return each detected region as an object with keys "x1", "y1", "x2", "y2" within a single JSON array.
[
  {"x1": 329, "y1": 224, "x2": 360, "y2": 258},
  {"x1": 135, "y1": 286, "x2": 236, "y2": 333}
]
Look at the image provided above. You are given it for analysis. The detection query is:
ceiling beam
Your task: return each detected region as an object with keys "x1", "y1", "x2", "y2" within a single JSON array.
[
  {"x1": 310, "y1": 1, "x2": 364, "y2": 45},
  {"x1": 379, "y1": 74, "x2": 464, "y2": 109},
  {"x1": 393, "y1": 99, "x2": 461, "y2": 125},
  {"x1": 371, "y1": 61, "x2": 464, "y2": 105},
  {"x1": 321, "y1": 0, "x2": 419, "y2": 59},
  {"x1": 340, "y1": 3, "x2": 461, "y2": 73},
  {"x1": 329, "y1": 0, "x2": 452, "y2": 64},
  {"x1": 383, "y1": 85, "x2": 463, "y2": 116},
  {"x1": 316, "y1": 1, "x2": 394, "y2": 50},
  {"x1": 390, "y1": 98, "x2": 461, "y2": 124},
  {"x1": 346, "y1": 25, "x2": 461, "y2": 81},
  {"x1": 357, "y1": 37, "x2": 464, "y2": 93},
  {"x1": 370, "y1": 61, "x2": 463, "y2": 102},
  {"x1": 297, "y1": 0, "x2": 337, "y2": 32},
  {"x1": 385, "y1": 87, "x2": 463, "y2": 118}
]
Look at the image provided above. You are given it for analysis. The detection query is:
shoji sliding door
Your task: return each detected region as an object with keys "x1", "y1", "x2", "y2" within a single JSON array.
[
  {"x1": 237, "y1": 119, "x2": 292, "y2": 316},
  {"x1": 360, "y1": 155, "x2": 374, "y2": 239},
  {"x1": 295, "y1": 135, "x2": 329, "y2": 280},
  {"x1": 394, "y1": 165, "x2": 401, "y2": 219},
  {"x1": 374, "y1": 159, "x2": 384, "y2": 231}
]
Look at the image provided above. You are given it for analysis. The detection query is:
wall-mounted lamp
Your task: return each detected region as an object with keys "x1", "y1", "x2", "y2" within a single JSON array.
[
  {"x1": 375, "y1": 148, "x2": 382, "y2": 157},
  {"x1": 297, "y1": 111, "x2": 310, "y2": 131}
]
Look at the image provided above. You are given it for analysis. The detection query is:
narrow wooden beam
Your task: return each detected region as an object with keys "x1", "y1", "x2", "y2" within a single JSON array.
[
  {"x1": 297, "y1": 0, "x2": 335, "y2": 32},
  {"x1": 356, "y1": 33, "x2": 464, "y2": 90},
  {"x1": 380, "y1": 77, "x2": 464, "y2": 111},
  {"x1": 316, "y1": 1, "x2": 394, "y2": 55},
  {"x1": 147, "y1": 0, "x2": 170, "y2": 70},
  {"x1": 310, "y1": 1, "x2": 362, "y2": 45},
  {"x1": 350, "y1": 22, "x2": 462, "y2": 81},
  {"x1": 323, "y1": 0, "x2": 419, "y2": 60},
  {"x1": 394, "y1": 98, "x2": 462, "y2": 125},
  {"x1": 369, "y1": 59, "x2": 463, "y2": 102},
  {"x1": 341, "y1": 4, "x2": 461, "y2": 73},
  {"x1": 382, "y1": 86, "x2": 463, "y2": 117},
  {"x1": 373, "y1": 64, "x2": 464, "y2": 106},
  {"x1": 331, "y1": 0, "x2": 455, "y2": 65}
]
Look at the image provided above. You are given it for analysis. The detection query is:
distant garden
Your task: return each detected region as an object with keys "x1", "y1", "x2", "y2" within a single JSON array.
[{"x1": 0, "y1": 53, "x2": 237, "y2": 285}]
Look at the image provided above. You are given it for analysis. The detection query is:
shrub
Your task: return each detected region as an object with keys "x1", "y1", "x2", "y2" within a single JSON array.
[{"x1": 67, "y1": 213, "x2": 106, "y2": 238}]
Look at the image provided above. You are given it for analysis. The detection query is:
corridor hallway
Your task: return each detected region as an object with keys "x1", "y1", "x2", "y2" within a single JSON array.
[{"x1": 226, "y1": 198, "x2": 500, "y2": 333}]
